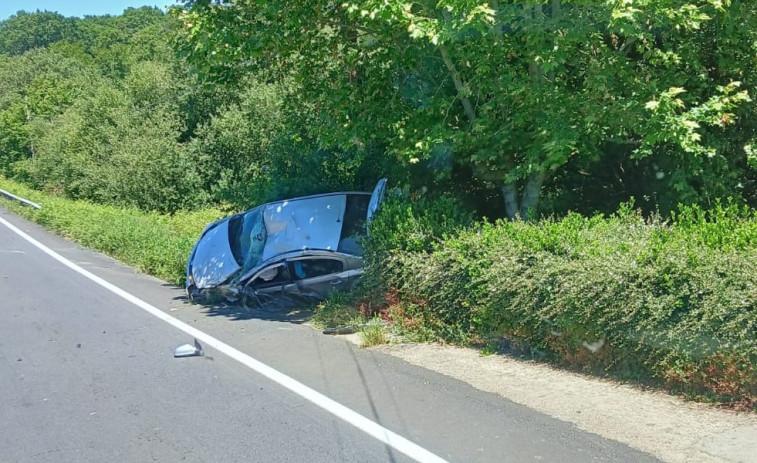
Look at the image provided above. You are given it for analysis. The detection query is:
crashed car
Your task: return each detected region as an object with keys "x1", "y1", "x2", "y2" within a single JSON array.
[{"x1": 186, "y1": 179, "x2": 386, "y2": 307}]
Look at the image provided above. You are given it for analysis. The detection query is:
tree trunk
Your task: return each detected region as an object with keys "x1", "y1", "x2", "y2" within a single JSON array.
[
  {"x1": 501, "y1": 182, "x2": 520, "y2": 221},
  {"x1": 439, "y1": 45, "x2": 476, "y2": 125},
  {"x1": 498, "y1": 3, "x2": 556, "y2": 221},
  {"x1": 501, "y1": 172, "x2": 545, "y2": 221},
  {"x1": 519, "y1": 172, "x2": 545, "y2": 220},
  {"x1": 439, "y1": 10, "x2": 477, "y2": 126},
  {"x1": 464, "y1": 3, "x2": 557, "y2": 220}
]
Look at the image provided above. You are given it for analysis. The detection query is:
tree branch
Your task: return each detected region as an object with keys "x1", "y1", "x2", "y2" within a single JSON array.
[{"x1": 439, "y1": 44, "x2": 477, "y2": 125}]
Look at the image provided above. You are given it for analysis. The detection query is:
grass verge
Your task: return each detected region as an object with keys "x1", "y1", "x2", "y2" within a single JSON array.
[{"x1": 0, "y1": 176, "x2": 223, "y2": 285}]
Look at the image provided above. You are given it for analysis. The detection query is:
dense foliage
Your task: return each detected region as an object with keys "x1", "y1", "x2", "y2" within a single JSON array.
[
  {"x1": 0, "y1": 7, "x2": 381, "y2": 213},
  {"x1": 2, "y1": 3, "x2": 757, "y2": 217},
  {"x1": 174, "y1": 0, "x2": 757, "y2": 218},
  {"x1": 363, "y1": 196, "x2": 757, "y2": 408}
]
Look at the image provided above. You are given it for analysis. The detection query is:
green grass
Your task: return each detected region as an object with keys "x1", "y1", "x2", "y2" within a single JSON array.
[
  {"x1": 310, "y1": 291, "x2": 362, "y2": 329},
  {"x1": 0, "y1": 176, "x2": 223, "y2": 285},
  {"x1": 360, "y1": 319, "x2": 388, "y2": 347}
]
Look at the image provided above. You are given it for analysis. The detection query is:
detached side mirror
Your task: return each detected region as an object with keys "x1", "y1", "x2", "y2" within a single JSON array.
[{"x1": 174, "y1": 339, "x2": 203, "y2": 357}]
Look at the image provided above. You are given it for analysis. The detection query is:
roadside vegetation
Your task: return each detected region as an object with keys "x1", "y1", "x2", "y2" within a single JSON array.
[
  {"x1": 0, "y1": 177, "x2": 221, "y2": 285},
  {"x1": 1, "y1": 3, "x2": 756, "y2": 410},
  {"x1": 359, "y1": 195, "x2": 757, "y2": 410}
]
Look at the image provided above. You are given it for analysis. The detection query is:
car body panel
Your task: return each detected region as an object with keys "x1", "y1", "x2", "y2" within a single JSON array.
[
  {"x1": 261, "y1": 194, "x2": 347, "y2": 261},
  {"x1": 234, "y1": 251, "x2": 363, "y2": 308},
  {"x1": 186, "y1": 179, "x2": 386, "y2": 306},
  {"x1": 188, "y1": 219, "x2": 241, "y2": 289},
  {"x1": 288, "y1": 255, "x2": 351, "y2": 300}
]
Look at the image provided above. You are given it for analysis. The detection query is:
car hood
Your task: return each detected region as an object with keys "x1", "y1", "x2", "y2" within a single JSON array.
[{"x1": 189, "y1": 219, "x2": 242, "y2": 289}]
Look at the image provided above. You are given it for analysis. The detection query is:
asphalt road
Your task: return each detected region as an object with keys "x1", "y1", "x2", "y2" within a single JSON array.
[{"x1": 0, "y1": 207, "x2": 661, "y2": 463}]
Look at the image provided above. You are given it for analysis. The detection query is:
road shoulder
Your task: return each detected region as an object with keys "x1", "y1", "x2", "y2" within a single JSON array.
[{"x1": 369, "y1": 342, "x2": 757, "y2": 463}]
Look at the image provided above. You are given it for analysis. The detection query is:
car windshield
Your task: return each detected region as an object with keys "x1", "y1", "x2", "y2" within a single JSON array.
[{"x1": 228, "y1": 206, "x2": 266, "y2": 271}]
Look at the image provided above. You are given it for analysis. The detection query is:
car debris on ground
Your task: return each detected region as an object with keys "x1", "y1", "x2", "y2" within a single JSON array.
[{"x1": 174, "y1": 339, "x2": 204, "y2": 358}]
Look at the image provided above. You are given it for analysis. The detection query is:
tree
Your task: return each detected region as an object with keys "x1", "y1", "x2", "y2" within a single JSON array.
[
  {"x1": 0, "y1": 11, "x2": 78, "y2": 55},
  {"x1": 0, "y1": 10, "x2": 209, "y2": 212},
  {"x1": 19, "y1": 75, "x2": 202, "y2": 212},
  {"x1": 0, "y1": 45, "x2": 99, "y2": 175},
  {"x1": 174, "y1": 0, "x2": 752, "y2": 219}
]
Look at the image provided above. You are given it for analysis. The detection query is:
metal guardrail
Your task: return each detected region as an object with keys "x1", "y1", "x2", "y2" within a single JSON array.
[{"x1": 0, "y1": 189, "x2": 41, "y2": 209}]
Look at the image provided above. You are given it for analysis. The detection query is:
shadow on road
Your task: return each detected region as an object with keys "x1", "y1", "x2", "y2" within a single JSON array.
[{"x1": 171, "y1": 290, "x2": 314, "y2": 324}]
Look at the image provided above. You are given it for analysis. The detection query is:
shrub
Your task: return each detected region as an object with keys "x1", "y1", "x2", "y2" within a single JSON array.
[
  {"x1": 358, "y1": 191, "x2": 476, "y2": 308},
  {"x1": 17, "y1": 80, "x2": 204, "y2": 213},
  {"x1": 372, "y1": 201, "x2": 757, "y2": 408}
]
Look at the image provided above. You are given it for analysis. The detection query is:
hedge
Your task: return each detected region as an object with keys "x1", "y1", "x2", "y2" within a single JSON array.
[{"x1": 365, "y1": 197, "x2": 757, "y2": 409}]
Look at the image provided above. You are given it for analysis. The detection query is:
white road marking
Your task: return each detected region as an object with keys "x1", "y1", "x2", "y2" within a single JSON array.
[{"x1": 0, "y1": 215, "x2": 449, "y2": 463}]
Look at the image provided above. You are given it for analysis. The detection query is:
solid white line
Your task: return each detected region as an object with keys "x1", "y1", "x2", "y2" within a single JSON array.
[{"x1": 0, "y1": 215, "x2": 450, "y2": 463}]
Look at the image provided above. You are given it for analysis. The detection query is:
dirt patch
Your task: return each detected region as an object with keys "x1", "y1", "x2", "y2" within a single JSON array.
[{"x1": 366, "y1": 342, "x2": 757, "y2": 463}]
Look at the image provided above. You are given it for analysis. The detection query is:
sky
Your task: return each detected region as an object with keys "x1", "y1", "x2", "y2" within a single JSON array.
[{"x1": 0, "y1": 1, "x2": 175, "y2": 22}]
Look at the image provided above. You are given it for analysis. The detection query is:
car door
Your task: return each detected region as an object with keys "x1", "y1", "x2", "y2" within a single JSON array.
[
  {"x1": 366, "y1": 178, "x2": 387, "y2": 225},
  {"x1": 244, "y1": 262, "x2": 291, "y2": 307},
  {"x1": 288, "y1": 257, "x2": 348, "y2": 300}
]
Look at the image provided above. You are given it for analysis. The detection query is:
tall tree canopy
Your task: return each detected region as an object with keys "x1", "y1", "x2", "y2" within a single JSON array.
[
  {"x1": 0, "y1": 9, "x2": 216, "y2": 212},
  {"x1": 0, "y1": 11, "x2": 77, "y2": 55},
  {"x1": 174, "y1": 0, "x2": 755, "y2": 218},
  {"x1": 1, "y1": 4, "x2": 756, "y2": 217}
]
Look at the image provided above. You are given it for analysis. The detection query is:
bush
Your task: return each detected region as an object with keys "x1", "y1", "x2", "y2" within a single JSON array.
[
  {"x1": 358, "y1": 191, "x2": 476, "y2": 309},
  {"x1": 17, "y1": 79, "x2": 204, "y2": 213},
  {"x1": 371, "y1": 201, "x2": 757, "y2": 409}
]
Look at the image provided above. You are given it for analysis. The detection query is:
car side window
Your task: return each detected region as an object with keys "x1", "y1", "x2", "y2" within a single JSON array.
[
  {"x1": 290, "y1": 259, "x2": 343, "y2": 280},
  {"x1": 250, "y1": 264, "x2": 290, "y2": 288}
]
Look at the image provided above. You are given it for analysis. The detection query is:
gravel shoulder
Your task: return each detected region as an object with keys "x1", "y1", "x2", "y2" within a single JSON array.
[{"x1": 362, "y1": 341, "x2": 757, "y2": 463}]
